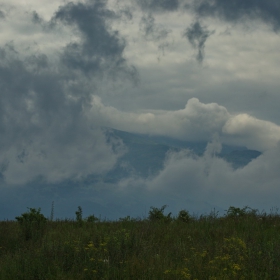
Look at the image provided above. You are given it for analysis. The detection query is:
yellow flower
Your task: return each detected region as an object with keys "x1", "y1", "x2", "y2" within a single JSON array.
[{"x1": 232, "y1": 264, "x2": 241, "y2": 271}]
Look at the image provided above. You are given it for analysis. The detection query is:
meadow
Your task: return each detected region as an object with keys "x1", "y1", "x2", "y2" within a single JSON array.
[{"x1": 0, "y1": 205, "x2": 280, "y2": 279}]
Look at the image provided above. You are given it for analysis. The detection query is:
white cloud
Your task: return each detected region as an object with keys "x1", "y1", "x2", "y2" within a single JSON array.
[
  {"x1": 115, "y1": 138, "x2": 280, "y2": 215},
  {"x1": 89, "y1": 96, "x2": 280, "y2": 152},
  {"x1": 223, "y1": 114, "x2": 280, "y2": 151}
]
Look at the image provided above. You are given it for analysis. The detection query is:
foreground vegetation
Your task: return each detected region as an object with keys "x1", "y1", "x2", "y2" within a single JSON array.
[{"x1": 1, "y1": 206, "x2": 280, "y2": 279}]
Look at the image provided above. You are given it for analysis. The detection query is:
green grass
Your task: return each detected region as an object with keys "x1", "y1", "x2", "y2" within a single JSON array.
[{"x1": 1, "y1": 207, "x2": 280, "y2": 279}]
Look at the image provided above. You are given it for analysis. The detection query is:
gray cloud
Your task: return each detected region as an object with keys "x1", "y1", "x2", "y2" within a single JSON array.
[
  {"x1": 53, "y1": 1, "x2": 137, "y2": 80},
  {"x1": 136, "y1": 0, "x2": 179, "y2": 12},
  {"x1": 0, "y1": 10, "x2": 5, "y2": 19},
  {"x1": 193, "y1": 0, "x2": 280, "y2": 31},
  {"x1": 183, "y1": 20, "x2": 214, "y2": 63},
  {"x1": 0, "y1": 41, "x2": 126, "y2": 185},
  {"x1": 140, "y1": 13, "x2": 170, "y2": 41},
  {"x1": 31, "y1": 11, "x2": 43, "y2": 24},
  {"x1": 0, "y1": 1, "x2": 142, "y2": 186}
]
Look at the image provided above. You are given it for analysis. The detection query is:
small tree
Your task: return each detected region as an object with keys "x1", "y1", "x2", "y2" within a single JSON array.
[
  {"x1": 15, "y1": 208, "x2": 47, "y2": 240},
  {"x1": 75, "y1": 206, "x2": 83, "y2": 226}
]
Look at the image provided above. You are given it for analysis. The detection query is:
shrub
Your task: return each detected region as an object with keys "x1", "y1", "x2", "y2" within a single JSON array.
[
  {"x1": 148, "y1": 205, "x2": 172, "y2": 222},
  {"x1": 226, "y1": 206, "x2": 258, "y2": 218},
  {"x1": 86, "y1": 214, "x2": 99, "y2": 223},
  {"x1": 177, "y1": 210, "x2": 193, "y2": 223},
  {"x1": 15, "y1": 207, "x2": 47, "y2": 240}
]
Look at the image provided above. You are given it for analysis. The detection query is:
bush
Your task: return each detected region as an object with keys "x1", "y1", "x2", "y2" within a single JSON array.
[
  {"x1": 86, "y1": 214, "x2": 99, "y2": 223},
  {"x1": 15, "y1": 208, "x2": 47, "y2": 240},
  {"x1": 177, "y1": 210, "x2": 193, "y2": 223},
  {"x1": 225, "y1": 206, "x2": 258, "y2": 218},
  {"x1": 148, "y1": 205, "x2": 172, "y2": 222}
]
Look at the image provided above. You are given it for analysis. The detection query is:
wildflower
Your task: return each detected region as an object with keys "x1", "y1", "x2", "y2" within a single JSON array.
[
  {"x1": 181, "y1": 268, "x2": 191, "y2": 279},
  {"x1": 200, "y1": 250, "x2": 207, "y2": 257},
  {"x1": 232, "y1": 264, "x2": 241, "y2": 271}
]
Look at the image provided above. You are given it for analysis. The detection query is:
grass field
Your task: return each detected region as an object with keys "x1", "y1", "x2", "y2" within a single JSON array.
[{"x1": 0, "y1": 206, "x2": 280, "y2": 279}]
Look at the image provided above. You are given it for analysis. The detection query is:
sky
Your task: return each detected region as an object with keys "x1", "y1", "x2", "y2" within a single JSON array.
[{"x1": 1, "y1": 0, "x2": 280, "y2": 219}]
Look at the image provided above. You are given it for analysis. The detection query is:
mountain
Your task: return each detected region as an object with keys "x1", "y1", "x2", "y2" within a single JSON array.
[
  {"x1": 0, "y1": 128, "x2": 262, "y2": 221},
  {"x1": 104, "y1": 128, "x2": 262, "y2": 181}
]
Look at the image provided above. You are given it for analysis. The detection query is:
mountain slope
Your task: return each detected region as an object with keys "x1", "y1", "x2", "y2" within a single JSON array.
[{"x1": 104, "y1": 128, "x2": 262, "y2": 181}]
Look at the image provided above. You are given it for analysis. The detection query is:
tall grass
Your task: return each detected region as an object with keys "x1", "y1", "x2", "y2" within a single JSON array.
[{"x1": 1, "y1": 206, "x2": 280, "y2": 279}]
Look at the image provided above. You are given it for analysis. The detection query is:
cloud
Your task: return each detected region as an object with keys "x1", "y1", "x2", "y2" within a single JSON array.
[
  {"x1": 135, "y1": 0, "x2": 179, "y2": 12},
  {"x1": 144, "y1": 142, "x2": 280, "y2": 212},
  {"x1": 193, "y1": 0, "x2": 280, "y2": 31},
  {"x1": 183, "y1": 20, "x2": 214, "y2": 63},
  {"x1": 88, "y1": 96, "x2": 280, "y2": 152},
  {"x1": 0, "y1": 10, "x2": 5, "y2": 19},
  {"x1": 31, "y1": 11, "x2": 43, "y2": 24},
  {"x1": 1, "y1": 0, "x2": 280, "y2": 220},
  {"x1": 140, "y1": 13, "x2": 170, "y2": 41},
  {"x1": 222, "y1": 114, "x2": 280, "y2": 151},
  {"x1": 52, "y1": 1, "x2": 137, "y2": 80},
  {"x1": 0, "y1": 35, "x2": 128, "y2": 186},
  {"x1": 0, "y1": 1, "x2": 140, "y2": 186}
]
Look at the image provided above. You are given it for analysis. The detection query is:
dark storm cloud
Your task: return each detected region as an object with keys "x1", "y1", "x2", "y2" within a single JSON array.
[
  {"x1": 53, "y1": 1, "x2": 137, "y2": 80},
  {"x1": 0, "y1": 41, "x2": 124, "y2": 184},
  {"x1": 0, "y1": 43, "x2": 79, "y2": 148},
  {"x1": 0, "y1": 0, "x2": 140, "y2": 186},
  {"x1": 183, "y1": 20, "x2": 214, "y2": 63},
  {"x1": 193, "y1": 0, "x2": 280, "y2": 31},
  {"x1": 136, "y1": 0, "x2": 179, "y2": 12}
]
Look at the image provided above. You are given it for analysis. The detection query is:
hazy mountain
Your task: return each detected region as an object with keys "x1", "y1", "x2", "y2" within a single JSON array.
[
  {"x1": 104, "y1": 128, "x2": 262, "y2": 182},
  {"x1": 0, "y1": 128, "x2": 262, "y2": 221}
]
